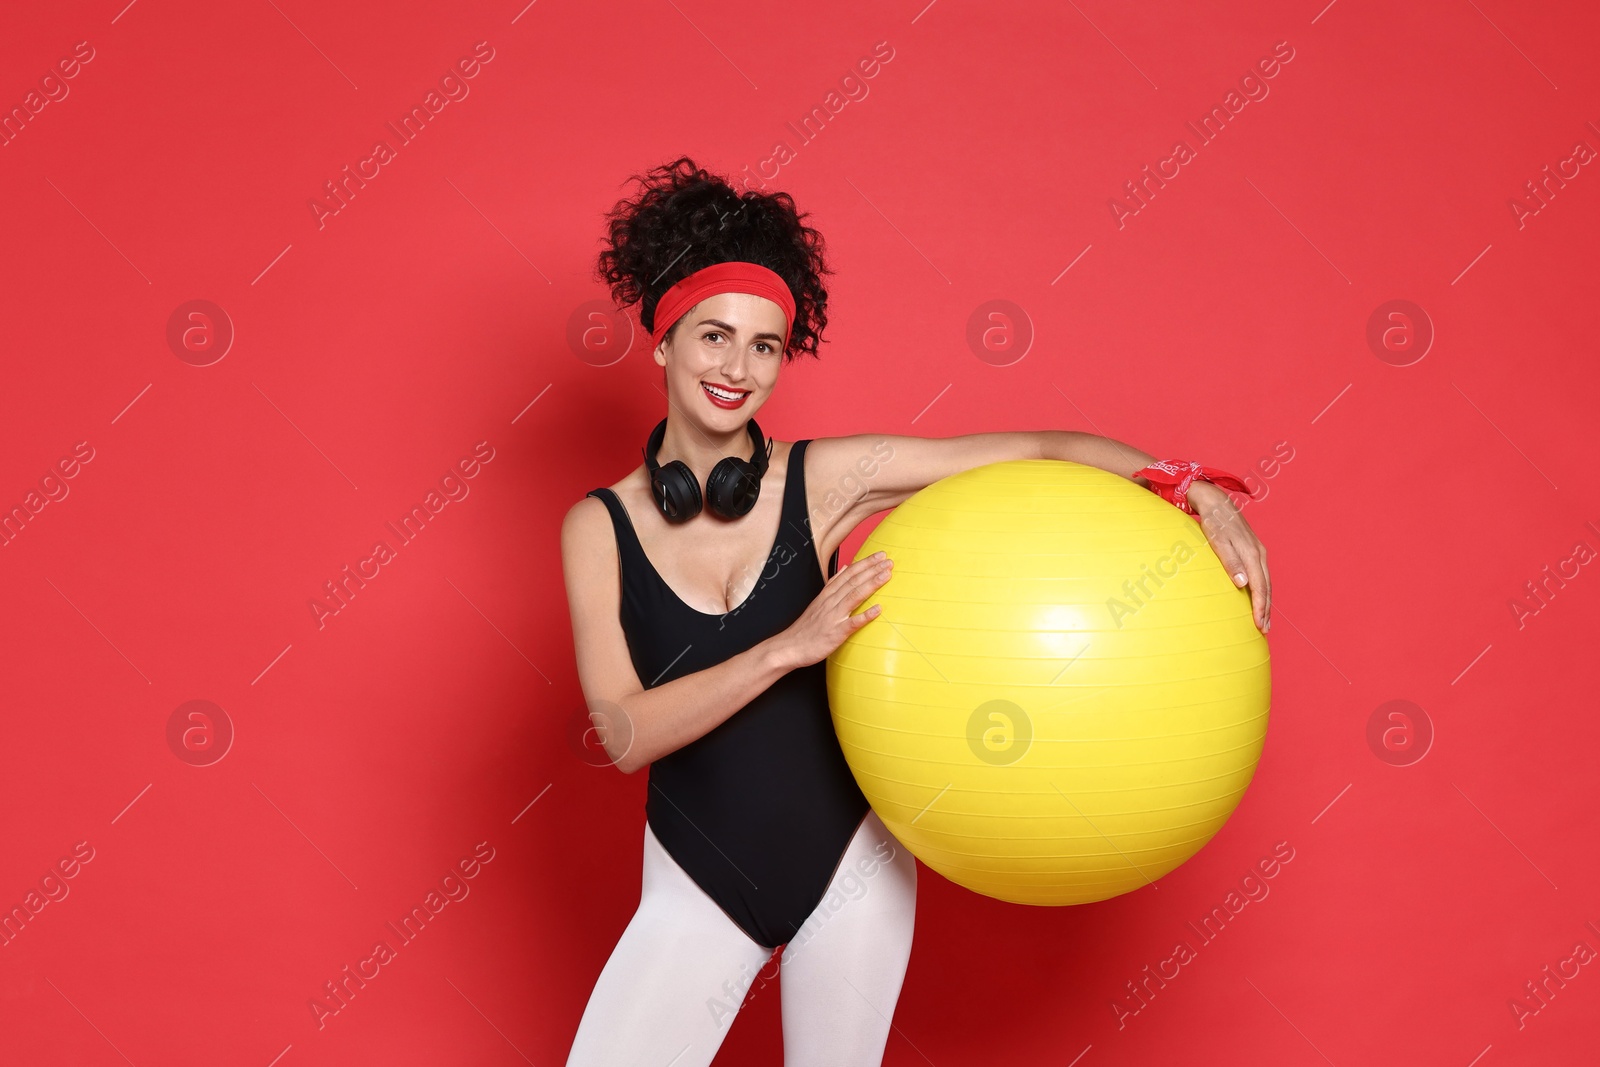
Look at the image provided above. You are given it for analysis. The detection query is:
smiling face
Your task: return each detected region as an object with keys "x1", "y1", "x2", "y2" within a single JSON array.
[{"x1": 653, "y1": 290, "x2": 789, "y2": 428}]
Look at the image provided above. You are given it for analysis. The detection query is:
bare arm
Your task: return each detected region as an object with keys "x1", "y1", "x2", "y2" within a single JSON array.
[
  {"x1": 561, "y1": 497, "x2": 891, "y2": 774},
  {"x1": 809, "y1": 430, "x2": 1270, "y2": 633}
]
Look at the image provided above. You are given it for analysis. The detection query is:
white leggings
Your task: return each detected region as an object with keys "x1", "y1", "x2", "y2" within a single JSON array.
[{"x1": 564, "y1": 808, "x2": 917, "y2": 1067}]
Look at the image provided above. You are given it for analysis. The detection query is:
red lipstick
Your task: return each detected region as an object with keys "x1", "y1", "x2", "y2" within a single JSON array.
[{"x1": 701, "y1": 382, "x2": 751, "y2": 409}]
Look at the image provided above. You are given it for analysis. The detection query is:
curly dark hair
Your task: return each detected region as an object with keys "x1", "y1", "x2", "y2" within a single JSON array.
[{"x1": 596, "y1": 157, "x2": 831, "y2": 361}]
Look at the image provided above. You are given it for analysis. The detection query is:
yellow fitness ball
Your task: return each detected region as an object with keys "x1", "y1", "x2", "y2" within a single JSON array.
[{"x1": 826, "y1": 459, "x2": 1270, "y2": 905}]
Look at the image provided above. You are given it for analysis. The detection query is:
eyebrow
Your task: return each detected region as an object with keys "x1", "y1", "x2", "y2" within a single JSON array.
[{"x1": 693, "y1": 317, "x2": 786, "y2": 344}]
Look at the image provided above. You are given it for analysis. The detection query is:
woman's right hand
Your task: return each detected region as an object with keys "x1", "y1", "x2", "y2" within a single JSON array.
[{"x1": 775, "y1": 551, "x2": 894, "y2": 669}]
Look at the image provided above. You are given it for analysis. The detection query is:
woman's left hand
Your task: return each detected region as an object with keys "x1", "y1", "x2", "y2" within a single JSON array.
[{"x1": 1185, "y1": 481, "x2": 1271, "y2": 633}]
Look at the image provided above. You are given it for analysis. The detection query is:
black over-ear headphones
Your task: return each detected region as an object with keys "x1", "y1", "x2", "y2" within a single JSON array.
[{"x1": 643, "y1": 417, "x2": 772, "y2": 523}]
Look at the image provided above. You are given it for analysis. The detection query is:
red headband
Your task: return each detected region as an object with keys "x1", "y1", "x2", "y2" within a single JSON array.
[{"x1": 649, "y1": 261, "x2": 796, "y2": 351}]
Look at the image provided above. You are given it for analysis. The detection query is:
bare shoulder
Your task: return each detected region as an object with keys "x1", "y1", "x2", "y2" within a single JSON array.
[
  {"x1": 561, "y1": 483, "x2": 628, "y2": 576},
  {"x1": 564, "y1": 466, "x2": 644, "y2": 537},
  {"x1": 806, "y1": 435, "x2": 896, "y2": 476},
  {"x1": 802, "y1": 434, "x2": 898, "y2": 499},
  {"x1": 562, "y1": 492, "x2": 611, "y2": 545},
  {"x1": 799, "y1": 434, "x2": 898, "y2": 553}
]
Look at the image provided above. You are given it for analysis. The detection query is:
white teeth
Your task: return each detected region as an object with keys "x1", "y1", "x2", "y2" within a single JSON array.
[{"x1": 704, "y1": 383, "x2": 746, "y2": 401}]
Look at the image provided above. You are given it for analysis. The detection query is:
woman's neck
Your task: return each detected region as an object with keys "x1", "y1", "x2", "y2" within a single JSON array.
[{"x1": 658, "y1": 417, "x2": 753, "y2": 479}]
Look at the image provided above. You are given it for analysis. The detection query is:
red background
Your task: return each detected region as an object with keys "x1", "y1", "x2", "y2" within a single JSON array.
[{"x1": 2, "y1": 1, "x2": 1597, "y2": 1064}]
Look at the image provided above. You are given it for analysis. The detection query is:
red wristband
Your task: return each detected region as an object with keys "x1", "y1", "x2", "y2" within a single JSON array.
[{"x1": 1131, "y1": 460, "x2": 1252, "y2": 516}]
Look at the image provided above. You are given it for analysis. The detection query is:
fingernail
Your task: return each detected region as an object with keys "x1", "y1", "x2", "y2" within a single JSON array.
[{"x1": 1234, "y1": 573, "x2": 1246, "y2": 586}]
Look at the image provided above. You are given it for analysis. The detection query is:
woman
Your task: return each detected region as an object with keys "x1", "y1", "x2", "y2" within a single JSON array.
[{"x1": 560, "y1": 158, "x2": 1271, "y2": 1066}]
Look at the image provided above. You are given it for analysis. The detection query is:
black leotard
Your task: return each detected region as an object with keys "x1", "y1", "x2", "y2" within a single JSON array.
[{"x1": 586, "y1": 438, "x2": 870, "y2": 950}]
